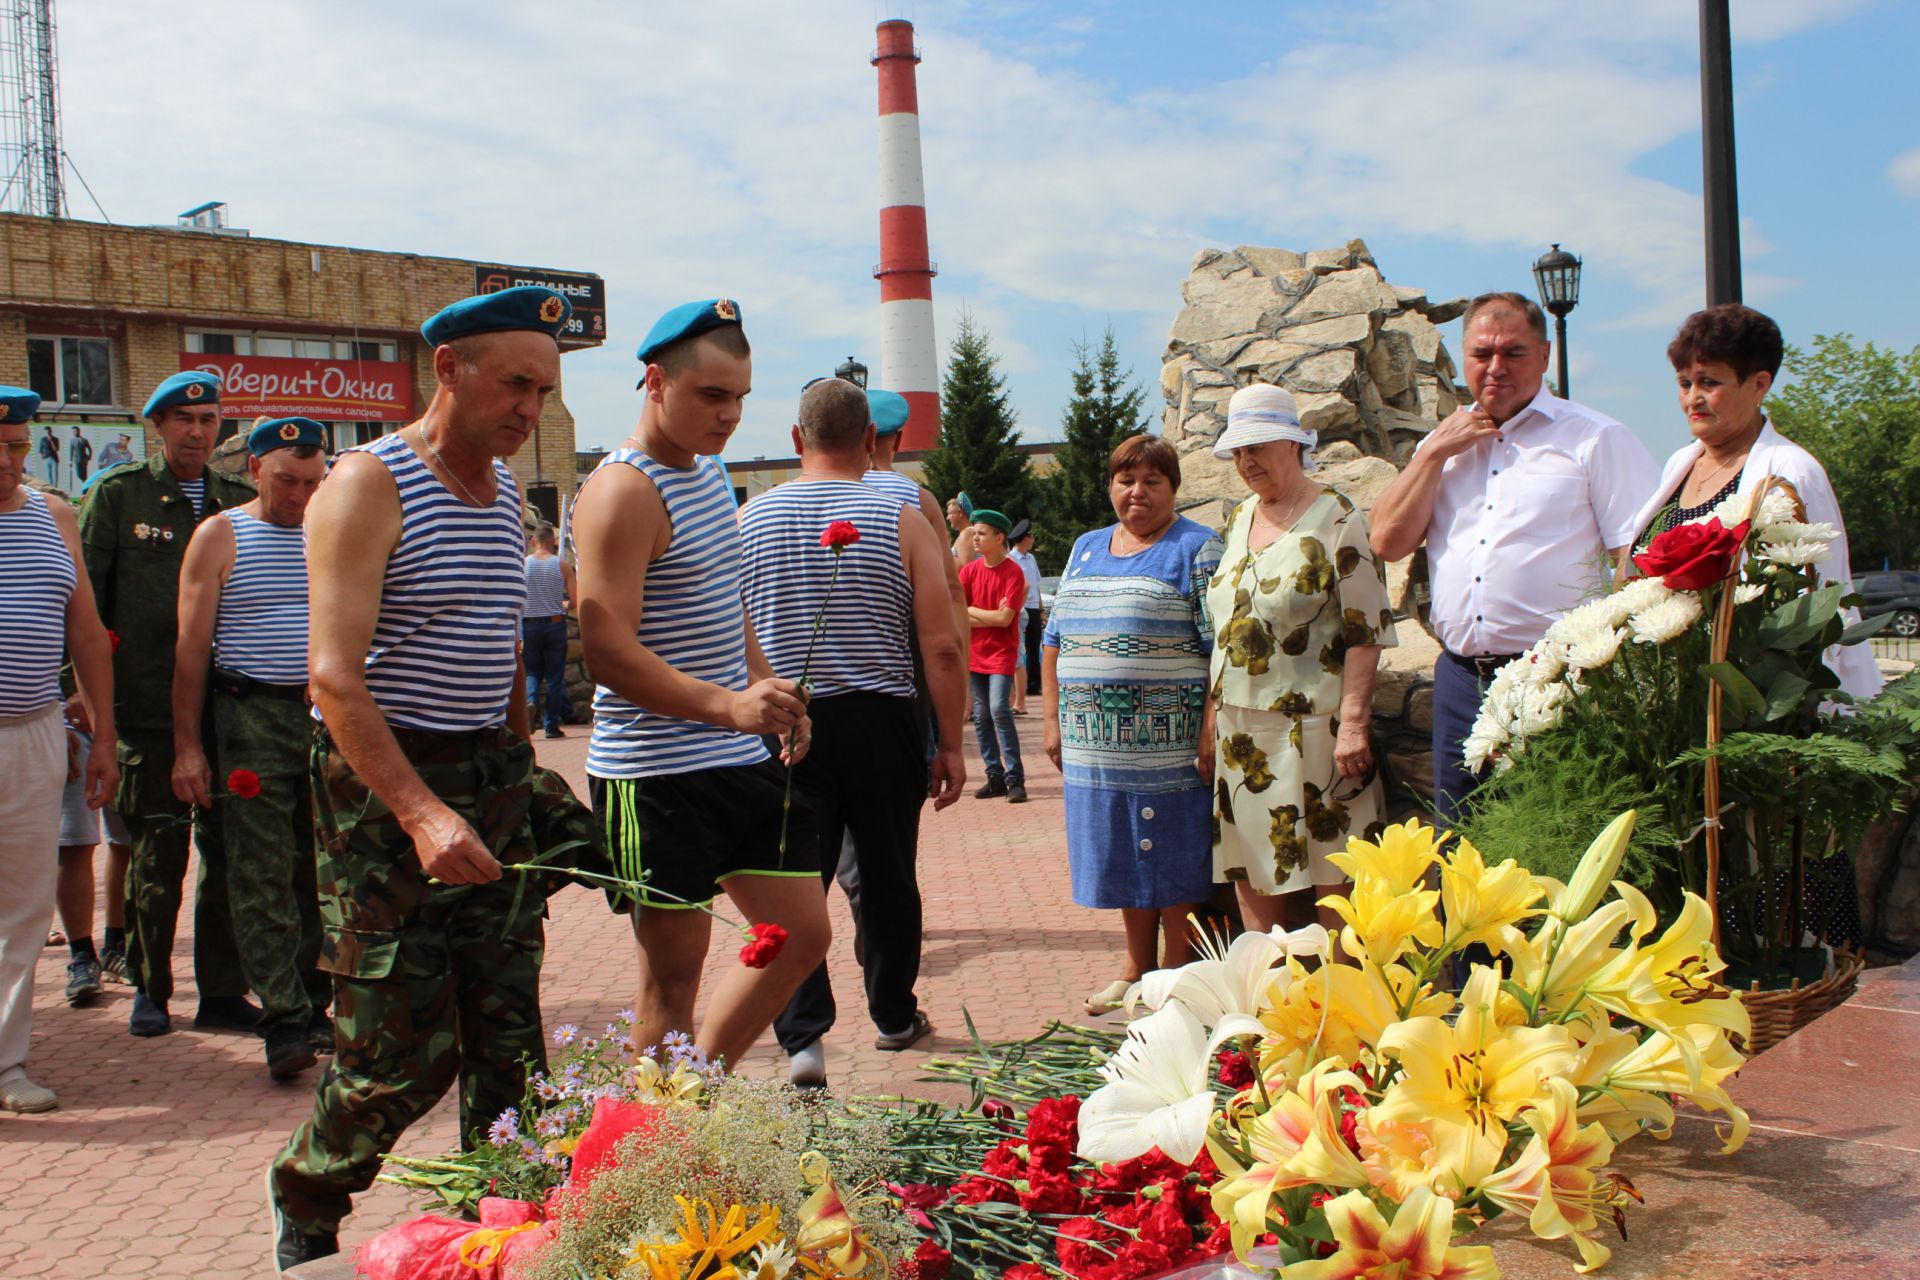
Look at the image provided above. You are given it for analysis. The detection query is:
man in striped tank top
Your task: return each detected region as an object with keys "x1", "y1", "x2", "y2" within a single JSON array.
[
  {"x1": 0, "y1": 386, "x2": 118, "y2": 1116},
  {"x1": 267, "y1": 288, "x2": 579, "y2": 1271},
  {"x1": 573, "y1": 298, "x2": 830, "y2": 1074},
  {"x1": 79, "y1": 370, "x2": 258, "y2": 1039},
  {"x1": 171, "y1": 418, "x2": 332, "y2": 1082},
  {"x1": 743, "y1": 377, "x2": 967, "y2": 1085}
]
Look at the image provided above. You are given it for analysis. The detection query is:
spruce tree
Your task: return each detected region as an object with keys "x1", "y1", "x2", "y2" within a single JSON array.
[
  {"x1": 921, "y1": 308, "x2": 1031, "y2": 522},
  {"x1": 1034, "y1": 327, "x2": 1149, "y2": 571}
]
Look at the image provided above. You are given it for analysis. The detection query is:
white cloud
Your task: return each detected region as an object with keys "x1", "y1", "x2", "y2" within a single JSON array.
[{"x1": 1890, "y1": 148, "x2": 1920, "y2": 199}]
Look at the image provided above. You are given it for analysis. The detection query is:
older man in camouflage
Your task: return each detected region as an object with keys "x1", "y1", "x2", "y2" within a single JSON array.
[
  {"x1": 79, "y1": 371, "x2": 258, "y2": 1039},
  {"x1": 266, "y1": 287, "x2": 588, "y2": 1273}
]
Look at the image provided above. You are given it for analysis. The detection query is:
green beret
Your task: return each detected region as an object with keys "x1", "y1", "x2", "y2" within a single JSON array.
[
  {"x1": 866, "y1": 389, "x2": 910, "y2": 437},
  {"x1": 637, "y1": 298, "x2": 742, "y2": 365},
  {"x1": 0, "y1": 384, "x2": 40, "y2": 424},
  {"x1": 143, "y1": 371, "x2": 221, "y2": 419},
  {"x1": 971, "y1": 509, "x2": 1011, "y2": 534},
  {"x1": 422, "y1": 286, "x2": 571, "y2": 346},
  {"x1": 248, "y1": 416, "x2": 328, "y2": 456}
]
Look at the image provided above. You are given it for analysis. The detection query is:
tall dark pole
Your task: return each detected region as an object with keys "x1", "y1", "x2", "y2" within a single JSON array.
[
  {"x1": 1554, "y1": 315, "x2": 1571, "y2": 400},
  {"x1": 1700, "y1": 0, "x2": 1741, "y2": 304}
]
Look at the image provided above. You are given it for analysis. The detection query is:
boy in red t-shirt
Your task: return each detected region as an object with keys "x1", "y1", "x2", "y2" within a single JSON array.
[{"x1": 957, "y1": 509, "x2": 1028, "y2": 802}]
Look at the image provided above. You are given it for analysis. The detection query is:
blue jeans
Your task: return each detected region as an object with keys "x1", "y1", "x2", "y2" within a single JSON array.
[
  {"x1": 969, "y1": 672, "x2": 1022, "y2": 786},
  {"x1": 522, "y1": 618, "x2": 573, "y2": 730},
  {"x1": 1431, "y1": 653, "x2": 1503, "y2": 831}
]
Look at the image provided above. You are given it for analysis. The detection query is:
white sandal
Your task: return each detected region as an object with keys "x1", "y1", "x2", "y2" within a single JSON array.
[
  {"x1": 1083, "y1": 979, "x2": 1133, "y2": 1016},
  {"x1": 0, "y1": 1075, "x2": 57, "y2": 1113}
]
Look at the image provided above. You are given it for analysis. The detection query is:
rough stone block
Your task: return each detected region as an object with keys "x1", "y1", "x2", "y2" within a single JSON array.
[
  {"x1": 1366, "y1": 328, "x2": 1416, "y2": 398},
  {"x1": 1287, "y1": 348, "x2": 1358, "y2": 395},
  {"x1": 1290, "y1": 267, "x2": 1399, "y2": 320},
  {"x1": 1169, "y1": 303, "x2": 1269, "y2": 347},
  {"x1": 1235, "y1": 245, "x2": 1304, "y2": 276},
  {"x1": 1304, "y1": 245, "x2": 1355, "y2": 274},
  {"x1": 1422, "y1": 295, "x2": 1470, "y2": 323},
  {"x1": 1293, "y1": 389, "x2": 1358, "y2": 434},
  {"x1": 1280, "y1": 312, "x2": 1373, "y2": 350},
  {"x1": 1382, "y1": 310, "x2": 1442, "y2": 363}
]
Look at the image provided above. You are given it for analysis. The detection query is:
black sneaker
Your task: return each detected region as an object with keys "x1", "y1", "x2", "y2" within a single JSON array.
[
  {"x1": 543, "y1": 726, "x2": 566, "y2": 739},
  {"x1": 129, "y1": 991, "x2": 171, "y2": 1037},
  {"x1": 307, "y1": 1012, "x2": 336, "y2": 1055},
  {"x1": 265, "y1": 1025, "x2": 319, "y2": 1080},
  {"x1": 194, "y1": 994, "x2": 264, "y2": 1033},
  {"x1": 64, "y1": 957, "x2": 103, "y2": 1006},
  {"x1": 1007, "y1": 782, "x2": 1028, "y2": 804},
  {"x1": 974, "y1": 777, "x2": 1007, "y2": 799},
  {"x1": 267, "y1": 1165, "x2": 338, "y2": 1274}
]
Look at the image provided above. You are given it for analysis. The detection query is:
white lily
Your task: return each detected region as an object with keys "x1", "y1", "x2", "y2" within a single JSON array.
[
  {"x1": 1076, "y1": 1002, "x2": 1219, "y2": 1164},
  {"x1": 1126, "y1": 928, "x2": 1283, "y2": 1025}
]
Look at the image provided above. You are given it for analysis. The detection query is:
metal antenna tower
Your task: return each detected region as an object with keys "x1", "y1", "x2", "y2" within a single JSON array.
[{"x1": 0, "y1": 0, "x2": 63, "y2": 217}]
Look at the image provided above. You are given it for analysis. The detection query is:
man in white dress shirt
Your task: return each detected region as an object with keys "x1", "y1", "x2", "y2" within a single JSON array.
[{"x1": 1370, "y1": 291, "x2": 1660, "y2": 826}]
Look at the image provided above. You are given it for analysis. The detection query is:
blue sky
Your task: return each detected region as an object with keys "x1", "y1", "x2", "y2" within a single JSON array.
[{"x1": 53, "y1": 0, "x2": 1920, "y2": 466}]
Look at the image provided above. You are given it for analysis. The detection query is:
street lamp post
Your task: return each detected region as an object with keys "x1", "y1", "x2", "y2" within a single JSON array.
[
  {"x1": 834, "y1": 356, "x2": 869, "y2": 388},
  {"x1": 1532, "y1": 244, "x2": 1582, "y2": 399}
]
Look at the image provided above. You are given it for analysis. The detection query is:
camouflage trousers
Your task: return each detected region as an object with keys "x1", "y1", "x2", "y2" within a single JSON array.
[
  {"x1": 211, "y1": 691, "x2": 328, "y2": 1038},
  {"x1": 271, "y1": 724, "x2": 595, "y2": 1233},
  {"x1": 113, "y1": 729, "x2": 247, "y2": 1007}
]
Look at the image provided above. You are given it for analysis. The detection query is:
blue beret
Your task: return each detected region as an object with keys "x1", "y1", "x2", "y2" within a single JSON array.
[
  {"x1": 0, "y1": 384, "x2": 40, "y2": 424},
  {"x1": 636, "y1": 298, "x2": 742, "y2": 365},
  {"x1": 422, "y1": 286, "x2": 571, "y2": 346},
  {"x1": 248, "y1": 416, "x2": 328, "y2": 456},
  {"x1": 866, "y1": 389, "x2": 910, "y2": 437},
  {"x1": 143, "y1": 371, "x2": 221, "y2": 419}
]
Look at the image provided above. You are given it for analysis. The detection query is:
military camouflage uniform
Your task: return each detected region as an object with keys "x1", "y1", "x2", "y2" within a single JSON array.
[
  {"x1": 77, "y1": 453, "x2": 254, "y2": 1008},
  {"x1": 210, "y1": 688, "x2": 328, "y2": 1037},
  {"x1": 270, "y1": 726, "x2": 600, "y2": 1233}
]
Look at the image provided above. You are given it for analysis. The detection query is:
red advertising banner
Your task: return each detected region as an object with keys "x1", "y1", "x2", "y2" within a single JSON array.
[{"x1": 178, "y1": 353, "x2": 414, "y2": 422}]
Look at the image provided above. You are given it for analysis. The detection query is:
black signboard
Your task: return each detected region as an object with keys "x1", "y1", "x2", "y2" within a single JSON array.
[{"x1": 473, "y1": 264, "x2": 607, "y2": 348}]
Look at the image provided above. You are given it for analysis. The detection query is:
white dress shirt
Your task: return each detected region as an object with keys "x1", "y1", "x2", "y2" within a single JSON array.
[
  {"x1": 1628, "y1": 419, "x2": 1883, "y2": 701},
  {"x1": 1013, "y1": 548, "x2": 1042, "y2": 609},
  {"x1": 1422, "y1": 385, "x2": 1660, "y2": 656}
]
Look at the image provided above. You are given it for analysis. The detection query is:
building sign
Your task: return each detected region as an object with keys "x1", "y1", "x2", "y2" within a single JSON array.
[
  {"x1": 179, "y1": 353, "x2": 413, "y2": 422},
  {"x1": 473, "y1": 264, "x2": 606, "y2": 347}
]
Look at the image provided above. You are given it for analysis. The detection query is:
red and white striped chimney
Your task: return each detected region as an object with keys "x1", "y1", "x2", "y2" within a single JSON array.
[{"x1": 872, "y1": 18, "x2": 940, "y2": 451}]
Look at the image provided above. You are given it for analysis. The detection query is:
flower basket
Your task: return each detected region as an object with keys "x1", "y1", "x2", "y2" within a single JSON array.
[{"x1": 1735, "y1": 943, "x2": 1864, "y2": 1056}]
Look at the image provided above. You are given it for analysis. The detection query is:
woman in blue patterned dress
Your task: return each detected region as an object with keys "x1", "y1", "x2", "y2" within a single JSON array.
[{"x1": 1042, "y1": 435, "x2": 1224, "y2": 1015}]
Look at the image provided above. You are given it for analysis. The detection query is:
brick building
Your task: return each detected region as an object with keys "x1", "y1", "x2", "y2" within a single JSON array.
[{"x1": 0, "y1": 210, "x2": 603, "y2": 520}]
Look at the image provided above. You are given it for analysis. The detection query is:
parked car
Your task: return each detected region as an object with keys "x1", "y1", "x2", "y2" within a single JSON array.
[
  {"x1": 1039, "y1": 575, "x2": 1060, "y2": 612},
  {"x1": 1851, "y1": 570, "x2": 1920, "y2": 638}
]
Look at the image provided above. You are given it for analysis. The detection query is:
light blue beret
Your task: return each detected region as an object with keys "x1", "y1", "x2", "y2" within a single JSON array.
[
  {"x1": 422, "y1": 285, "x2": 571, "y2": 346},
  {"x1": 0, "y1": 384, "x2": 40, "y2": 424},
  {"x1": 248, "y1": 416, "x2": 328, "y2": 456},
  {"x1": 866, "y1": 389, "x2": 910, "y2": 437},
  {"x1": 143, "y1": 371, "x2": 221, "y2": 419},
  {"x1": 636, "y1": 298, "x2": 742, "y2": 364}
]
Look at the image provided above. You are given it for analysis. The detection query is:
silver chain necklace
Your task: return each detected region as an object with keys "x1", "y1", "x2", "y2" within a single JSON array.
[{"x1": 421, "y1": 426, "x2": 490, "y2": 507}]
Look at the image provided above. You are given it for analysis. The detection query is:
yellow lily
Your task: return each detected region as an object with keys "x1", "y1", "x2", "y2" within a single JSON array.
[
  {"x1": 1583, "y1": 884, "x2": 1751, "y2": 1072},
  {"x1": 793, "y1": 1154, "x2": 875, "y2": 1276},
  {"x1": 1439, "y1": 839, "x2": 1546, "y2": 956},
  {"x1": 1209, "y1": 1060, "x2": 1371, "y2": 1257},
  {"x1": 628, "y1": 1198, "x2": 782, "y2": 1280},
  {"x1": 1278, "y1": 1186, "x2": 1498, "y2": 1280},
  {"x1": 1323, "y1": 874, "x2": 1443, "y2": 968},
  {"x1": 1571, "y1": 1024, "x2": 1750, "y2": 1154},
  {"x1": 1375, "y1": 967, "x2": 1577, "y2": 1195},
  {"x1": 1329, "y1": 819, "x2": 1448, "y2": 895},
  {"x1": 1478, "y1": 1077, "x2": 1625, "y2": 1274},
  {"x1": 1257, "y1": 957, "x2": 1451, "y2": 1072},
  {"x1": 1551, "y1": 810, "x2": 1636, "y2": 925},
  {"x1": 1506, "y1": 896, "x2": 1639, "y2": 1025}
]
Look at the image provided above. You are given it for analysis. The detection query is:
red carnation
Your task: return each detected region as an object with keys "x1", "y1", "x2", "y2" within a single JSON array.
[
  {"x1": 1197, "y1": 1223, "x2": 1234, "y2": 1257},
  {"x1": 226, "y1": 768, "x2": 262, "y2": 799},
  {"x1": 1025, "y1": 1095, "x2": 1082, "y2": 1154},
  {"x1": 1018, "y1": 1171, "x2": 1086, "y2": 1216},
  {"x1": 107, "y1": 630, "x2": 121, "y2": 652},
  {"x1": 1215, "y1": 1047, "x2": 1255, "y2": 1089},
  {"x1": 982, "y1": 1139, "x2": 1027, "y2": 1180},
  {"x1": 738, "y1": 922, "x2": 789, "y2": 969},
  {"x1": 897, "y1": 1240, "x2": 952, "y2": 1280},
  {"x1": 820, "y1": 520, "x2": 862, "y2": 550},
  {"x1": 1003, "y1": 1267, "x2": 1048, "y2": 1280},
  {"x1": 953, "y1": 1175, "x2": 1017, "y2": 1206},
  {"x1": 1631, "y1": 516, "x2": 1751, "y2": 591},
  {"x1": 1056, "y1": 1216, "x2": 1123, "y2": 1277}
]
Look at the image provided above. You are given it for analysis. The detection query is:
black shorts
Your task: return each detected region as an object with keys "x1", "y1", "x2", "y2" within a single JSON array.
[{"x1": 589, "y1": 757, "x2": 820, "y2": 909}]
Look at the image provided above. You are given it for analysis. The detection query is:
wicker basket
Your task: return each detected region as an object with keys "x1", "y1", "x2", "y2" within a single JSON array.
[{"x1": 1736, "y1": 946, "x2": 1865, "y2": 1056}]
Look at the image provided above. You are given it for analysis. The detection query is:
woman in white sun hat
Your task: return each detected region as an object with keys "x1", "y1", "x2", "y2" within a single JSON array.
[{"x1": 1204, "y1": 384, "x2": 1396, "y2": 935}]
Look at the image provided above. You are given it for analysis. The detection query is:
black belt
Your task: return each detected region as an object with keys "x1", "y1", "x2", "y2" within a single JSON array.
[
  {"x1": 1442, "y1": 650, "x2": 1522, "y2": 680},
  {"x1": 211, "y1": 667, "x2": 308, "y2": 703}
]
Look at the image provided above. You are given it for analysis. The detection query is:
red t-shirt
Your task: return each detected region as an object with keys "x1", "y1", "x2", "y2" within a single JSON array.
[{"x1": 960, "y1": 555, "x2": 1028, "y2": 676}]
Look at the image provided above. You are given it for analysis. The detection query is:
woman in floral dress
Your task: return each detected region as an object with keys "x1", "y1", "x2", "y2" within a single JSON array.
[{"x1": 1206, "y1": 385, "x2": 1396, "y2": 931}]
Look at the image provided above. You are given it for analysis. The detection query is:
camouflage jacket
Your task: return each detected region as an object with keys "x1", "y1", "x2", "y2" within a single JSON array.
[{"x1": 77, "y1": 452, "x2": 255, "y2": 735}]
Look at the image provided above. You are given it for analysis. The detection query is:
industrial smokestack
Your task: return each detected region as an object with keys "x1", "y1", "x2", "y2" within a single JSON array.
[{"x1": 872, "y1": 18, "x2": 939, "y2": 450}]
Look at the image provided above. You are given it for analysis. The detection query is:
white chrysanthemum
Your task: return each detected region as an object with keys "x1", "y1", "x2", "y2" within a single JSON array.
[
  {"x1": 1512, "y1": 644, "x2": 1567, "y2": 688},
  {"x1": 1761, "y1": 520, "x2": 1837, "y2": 547},
  {"x1": 1560, "y1": 619, "x2": 1626, "y2": 671},
  {"x1": 1761, "y1": 538, "x2": 1831, "y2": 568},
  {"x1": 1628, "y1": 592, "x2": 1704, "y2": 645},
  {"x1": 1513, "y1": 682, "x2": 1574, "y2": 738},
  {"x1": 1544, "y1": 596, "x2": 1619, "y2": 646},
  {"x1": 1612, "y1": 575, "x2": 1674, "y2": 613},
  {"x1": 1463, "y1": 722, "x2": 1505, "y2": 774},
  {"x1": 1734, "y1": 582, "x2": 1766, "y2": 604}
]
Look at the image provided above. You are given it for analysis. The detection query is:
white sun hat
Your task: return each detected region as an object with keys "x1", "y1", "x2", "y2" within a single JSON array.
[{"x1": 1213, "y1": 383, "x2": 1317, "y2": 469}]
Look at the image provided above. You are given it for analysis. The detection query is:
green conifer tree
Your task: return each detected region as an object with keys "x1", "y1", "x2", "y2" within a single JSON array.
[
  {"x1": 1033, "y1": 327, "x2": 1150, "y2": 571},
  {"x1": 921, "y1": 308, "x2": 1031, "y2": 523}
]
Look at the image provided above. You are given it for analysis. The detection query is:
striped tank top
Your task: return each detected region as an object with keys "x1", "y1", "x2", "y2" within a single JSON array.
[
  {"x1": 0, "y1": 489, "x2": 76, "y2": 716},
  {"x1": 356, "y1": 433, "x2": 528, "y2": 732},
  {"x1": 214, "y1": 508, "x2": 309, "y2": 684},
  {"x1": 862, "y1": 467, "x2": 922, "y2": 512},
  {"x1": 585, "y1": 448, "x2": 766, "y2": 779},
  {"x1": 524, "y1": 554, "x2": 567, "y2": 617},
  {"x1": 739, "y1": 480, "x2": 913, "y2": 699}
]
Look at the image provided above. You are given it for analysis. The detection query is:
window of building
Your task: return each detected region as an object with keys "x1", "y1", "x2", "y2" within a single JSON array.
[
  {"x1": 254, "y1": 336, "x2": 294, "y2": 358},
  {"x1": 333, "y1": 421, "x2": 399, "y2": 448},
  {"x1": 26, "y1": 335, "x2": 115, "y2": 408},
  {"x1": 184, "y1": 330, "x2": 398, "y2": 362},
  {"x1": 184, "y1": 331, "x2": 252, "y2": 355},
  {"x1": 336, "y1": 339, "x2": 398, "y2": 361}
]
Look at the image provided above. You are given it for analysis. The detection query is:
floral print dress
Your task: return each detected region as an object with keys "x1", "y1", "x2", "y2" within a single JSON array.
[{"x1": 1206, "y1": 490, "x2": 1396, "y2": 895}]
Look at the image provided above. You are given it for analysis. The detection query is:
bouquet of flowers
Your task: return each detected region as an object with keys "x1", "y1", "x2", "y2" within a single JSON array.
[
  {"x1": 1453, "y1": 484, "x2": 1916, "y2": 984},
  {"x1": 1070, "y1": 816, "x2": 1750, "y2": 1277}
]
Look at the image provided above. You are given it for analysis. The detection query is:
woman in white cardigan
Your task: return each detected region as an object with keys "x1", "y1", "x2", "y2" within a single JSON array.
[{"x1": 1627, "y1": 304, "x2": 1883, "y2": 703}]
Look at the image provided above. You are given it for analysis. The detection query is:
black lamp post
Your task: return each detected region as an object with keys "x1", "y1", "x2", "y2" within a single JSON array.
[
  {"x1": 1532, "y1": 244, "x2": 1582, "y2": 398},
  {"x1": 835, "y1": 356, "x2": 869, "y2": 388}
]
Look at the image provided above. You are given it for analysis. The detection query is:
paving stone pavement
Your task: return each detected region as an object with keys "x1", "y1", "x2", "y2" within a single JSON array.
[{"x1": 0, "y1": 714, "x2": 1130, "y2": 1279}]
